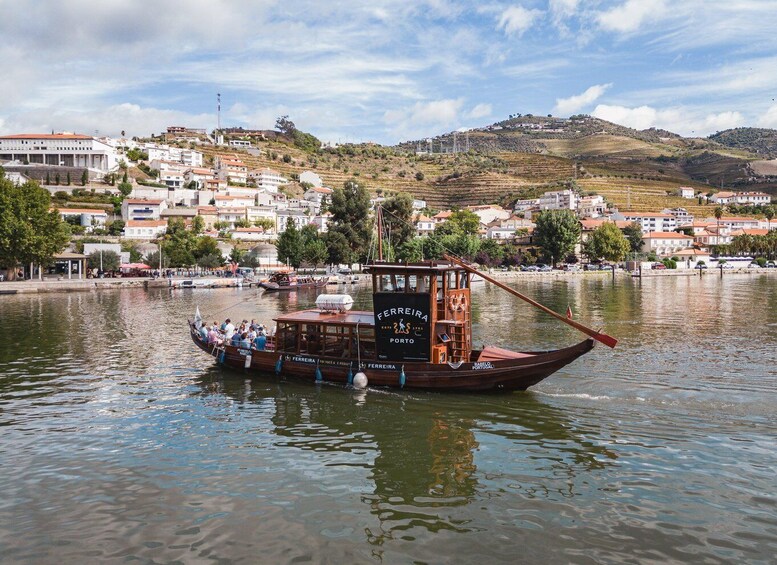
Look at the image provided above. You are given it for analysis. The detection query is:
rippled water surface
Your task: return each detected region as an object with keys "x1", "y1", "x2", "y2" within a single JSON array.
[{"x1": 1, "y1": 275, "x2": 776, "y2": 563}]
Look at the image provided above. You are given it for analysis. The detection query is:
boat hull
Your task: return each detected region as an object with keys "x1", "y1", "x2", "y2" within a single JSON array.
[
  {"x1": 190, "y1": 323, "x2": 594, "y2": 392},
  {"x1": 259, "y1": 280, "x2": 328, "y2": 292}
]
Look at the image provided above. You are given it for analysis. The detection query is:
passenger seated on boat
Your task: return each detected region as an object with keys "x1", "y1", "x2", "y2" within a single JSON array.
[
  {"x1": 199, "y1": 324, "x2": 209, "y2": 341},
  {"x1": 239, "y1": 332, "x2": 251, "y2": 348},
  {"x1": 230, "y1": 331, "x2": 242, "y2": 346},
  {"x1": 253, "y1": 333, "x2": 267, "y2": 351},
  {"x1": 207, "y1": 325, "x2": 222, "y2": 345}
]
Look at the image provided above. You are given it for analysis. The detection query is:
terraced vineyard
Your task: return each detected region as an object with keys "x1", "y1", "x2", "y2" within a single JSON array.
[
  {"x1": 577, "y1": 177, "x2": 715, "y2": 215},
  {"x1": 193, "y1": 127, "x2": 771, "y2": 213}
]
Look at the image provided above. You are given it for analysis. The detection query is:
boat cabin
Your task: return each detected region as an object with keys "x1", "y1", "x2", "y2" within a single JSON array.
[{"x1": 273, "y1": 261, "x2": 472, "y2": 364}]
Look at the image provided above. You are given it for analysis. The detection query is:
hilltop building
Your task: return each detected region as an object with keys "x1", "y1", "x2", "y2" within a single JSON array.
[{"x1": 0, "y1": 133, "x2": 118, "y2": 172}]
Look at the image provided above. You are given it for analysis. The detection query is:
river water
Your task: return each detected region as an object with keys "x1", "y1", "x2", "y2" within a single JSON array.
[{"x1": 1, "y1": 274, "x2": 775, "y2": 563}]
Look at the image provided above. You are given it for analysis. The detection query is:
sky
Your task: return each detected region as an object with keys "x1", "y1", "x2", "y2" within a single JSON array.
[{"x1": 1, "y1": 0, "x2": 777, "y2": 145}]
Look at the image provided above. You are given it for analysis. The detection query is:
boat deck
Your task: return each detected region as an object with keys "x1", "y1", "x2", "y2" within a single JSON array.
[{"x1": 274, "y1": 309, "x2": 375, "y2": 327}]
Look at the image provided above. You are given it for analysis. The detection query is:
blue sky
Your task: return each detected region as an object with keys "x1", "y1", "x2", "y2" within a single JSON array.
[{"x1": 1, "y1": 0, "x2": 776, "y2": 144}]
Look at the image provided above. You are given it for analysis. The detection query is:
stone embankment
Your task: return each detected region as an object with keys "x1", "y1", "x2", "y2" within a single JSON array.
[{"x1": 0, "y1": 277, "x2": 170, "y2": 294}]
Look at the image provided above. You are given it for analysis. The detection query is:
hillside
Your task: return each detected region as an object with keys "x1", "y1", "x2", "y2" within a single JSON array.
[
  {"x1": 196, "y1": 116, "x2": 777, "y2": 214},
  {"x1": 709, "y1": 128, "x2": 777, "y2": 158}
]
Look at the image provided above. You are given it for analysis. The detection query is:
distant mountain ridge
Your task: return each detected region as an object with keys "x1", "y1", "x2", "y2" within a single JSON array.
[{"x1": 397, "y1": 115, "x2": 777, "y2": 159}]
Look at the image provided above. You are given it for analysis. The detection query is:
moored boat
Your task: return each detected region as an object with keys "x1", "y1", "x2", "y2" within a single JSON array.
[
  {"x1": 189, "y1": 258, "x2": 616, "y2": 392},
  {"x1": 258, "y1": 271, "x2": 328, "y2": 292}
]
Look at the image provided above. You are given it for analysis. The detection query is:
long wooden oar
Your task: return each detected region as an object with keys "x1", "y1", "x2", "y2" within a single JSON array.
[{"x1": 444, "y1": 255, "x2": 618, "y2": 348}]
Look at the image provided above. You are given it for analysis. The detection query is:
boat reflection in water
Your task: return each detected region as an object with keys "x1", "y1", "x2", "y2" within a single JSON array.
[{"x1": 193, "y1": 372, "x2": 617, "y2": 548}]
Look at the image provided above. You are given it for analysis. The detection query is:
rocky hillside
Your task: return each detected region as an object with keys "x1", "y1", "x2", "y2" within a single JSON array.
[{"x1": 708, "y1": 128, "x2": 777, "y2": 158}]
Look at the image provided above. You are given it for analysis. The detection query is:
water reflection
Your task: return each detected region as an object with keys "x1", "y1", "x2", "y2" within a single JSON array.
[{"x1": 192, "y1": 373, "x2": 617, "y2": 547}]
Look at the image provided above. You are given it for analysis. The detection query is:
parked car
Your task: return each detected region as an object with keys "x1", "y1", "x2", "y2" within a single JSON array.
[
  {"x1": 748, "y1": 262, "x2": 761, "y2": 269},
  {"x1": 525, "y1": 265, "x2": 539, "y2": 272},
  {"x1": 722, "y1": 263, "x2": 735, "y2": 269},
  {"x1": 766, "y1": 262, "x2": 776, "y2": 269},
  {"x1": 584, "y1": 264, "x2": 600, "y2": 271},
  {"x1": 564, "y1": 264, "x2": 581, "y2": 272},
  {"x1": 652, "y1": 263, "x2": 666, "y2": 270},
  {"x1": 695, "y1": 263, "x2": 708, "y2": 269},
  {"x1": 537, "y1": 264, "x2": 552, "y2": 272}
]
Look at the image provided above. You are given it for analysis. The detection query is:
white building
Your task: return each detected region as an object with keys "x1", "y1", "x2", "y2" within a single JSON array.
[
  {"x1": 735, "y1": 192, "x2": 771, "y2": 206},
  {"x1": 539, "y1": 189, "x2": 578, "y2": 211},
  {"x1": 276, "y1": 209, "x2": 310, "y2": 232},
  {"x1": 467, "y1": 205, "x2": 510, "y2": 225},
  {"x1": 303, "y1": 186, "x2": 333, "y2": 211},
  {"x1": 514, "y1": 198, "x2": 539, "y2": 212},
  {"x1": 663, "y1": 207, "x2": 694, "y2": 227},
  {"x1": 144, "y1": 143, "x2": 203, "y2": 168},
  {"x1": 679, "y1": 187, "x2": 695, "y2": 199},
  {"x1": 0, "y1": 133, "x2": 119, "y2": 172},
  {"x1": 577, "y1": 195, "x2": 606, "y2": 219},
  {"x1": 121, "y1": 199, "x2": 168, "y2": 222},
  {"x1": 184, "y1": 167, "x2": 215, "y2": 189},
  {"x1": 415, "y1": 214, "x2": 435, "y2": 236},
  {"x1": 251, "y1": 168, "x2": 288, "y2": 193},
  {"x1": 299, "y1": 170, "x2": 323, "y2": 187},
  {"x1": 614, "y1": 211, "x2": 677, "y2": 233},
  {"x1": 217, "y1": 207, "x2": 247, "y2": 228},
  {"x1": 412, "y1": 199, "x2": 427, "y2": 210},
  {"x1": 57, "y1": 208, "x2": 108, "y2": 231},
  {"x1": 83, "y1": 243, "x2": 130, "y2": 264},
  {"x1": 159, "y1": 169, "x2": 185, "y2": 189},
  {"x1": 641, "y1": 232, "x2": 694, "y2": 256},
  {"x1": 215, "y1": 155, "x2": 248, "y2": 185},
  {"x1": 123, "y1": 220, "x2": 168, "y2": 240},
  {"x1": 215, "y1": 194, "x2": 256, "y2": 208}
]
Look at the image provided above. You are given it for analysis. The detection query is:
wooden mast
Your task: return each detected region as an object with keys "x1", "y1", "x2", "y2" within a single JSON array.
[
  {"x1": 444, "y1": 255, "x2": 618, "y2": 349},
  {"x1": 377, "y1": 205, "x2": 383, "y2": 261}
]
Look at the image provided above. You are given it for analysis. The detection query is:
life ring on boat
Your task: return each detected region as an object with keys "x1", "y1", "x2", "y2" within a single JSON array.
[
  {"x1": 448, "y1": 295, "x2": 459, "y2": 311},
  {"x1": 458, "y1": 295, "x2": 467, "y2": 311}
]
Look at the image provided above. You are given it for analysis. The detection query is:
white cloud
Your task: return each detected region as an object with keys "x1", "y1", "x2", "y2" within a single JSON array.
[
  {"x1": 597, "y1": 0, "x2": 667, "y2": 34},
  {"x1": 467, "y1": 103, "x2": 492, "y2": 119},
  {"x1": 384, "y1": 98, "x2": 465, "y2": 141},
  {"x1": 592, "y1": 104, "x2": 745, "y2": 136},
  {"x1": 497, "y1": 5, "x2": 543, "y2": 37},
  {"x1": 758, "y1": 104, "x2": 777, "y2": 128},
  {"x1": 0, "y1": 103, "x2": 214, "y2": 138},
  {"x1": 554, "y1": 83, "x2": 612, "y2": 115}
]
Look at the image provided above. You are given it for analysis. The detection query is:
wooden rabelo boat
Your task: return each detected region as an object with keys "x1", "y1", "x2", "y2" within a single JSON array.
[
  {"x1": 258, "y1": 271, "x2": 328, "y2": 292},
  {"x1": 189, "y1": 257, "x2": 617, "y2": 392}
]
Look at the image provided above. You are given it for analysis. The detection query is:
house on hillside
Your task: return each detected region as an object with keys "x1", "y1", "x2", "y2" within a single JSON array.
[
  {"x1": 612, "y1": 211, "x2": 676, "y2": 233},
  {"x1": 679, "y1": 186, "x2": 695, "y2": 199},
  {"x1": 641, "y1": 232, "x2": 694, "y2": 256}
]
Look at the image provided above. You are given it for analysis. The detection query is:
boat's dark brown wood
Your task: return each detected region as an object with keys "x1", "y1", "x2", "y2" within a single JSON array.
[
  {"x1": 258, "y1": 271, "x2": 328, "y2": 292},
  {"x1": 190, "y1": 259, "x2": 609, "y2": 392}
]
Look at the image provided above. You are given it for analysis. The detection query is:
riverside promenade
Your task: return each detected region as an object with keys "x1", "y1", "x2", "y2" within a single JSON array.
[{"x1": 0, "y1": 277, "x2": 171, "y2": 294}]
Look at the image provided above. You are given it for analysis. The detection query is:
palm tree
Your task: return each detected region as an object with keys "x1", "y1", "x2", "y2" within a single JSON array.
[
  {"x1": 764, "y1": 206, "x2": 774, "y2": 232},
  {"x1": 714, "y1": 206, "x2": 724, "y2": 246}
]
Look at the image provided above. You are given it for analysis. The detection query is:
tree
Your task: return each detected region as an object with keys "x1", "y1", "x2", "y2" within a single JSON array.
[
  {"x1": 229, "y1": 245, "x2": 244, "y2": 264},
  {"x1": 191, "y1": 215, "x2": 205, "y2": 235},
  {"x1": 161, "y1": 218, "x2": 196, "y2": 267},
  {"x1": 253, "y1": 218, "x2": 275, "y2": 232},
  {"x1": 146, "y1": 250, "x2": 170, "y2": 269},
  {"x1": 303, "y1": 238, "x2": 327, "y2": 271},
  {"x1": 533, "y1": 210, "x2": 581, "y2": 266},
  {"x1": 714, "y1": 206, "x2": 724, "y2": 238},
  {"x1": 381, "y1": 193, "x2": 415, "y2": 249},
  {"x1": 81, "y1": 170, "x2": 88, "y2": 186},
  {"x1": 66, "y1": 172, "x2": 71, "y2": 186},
  {"x1": 117, "y1": 182, "x2": 132, "y2": 197},
  {"x1": 323, "y1": 231, "x2": 354, "y2": 266},
  {"x1": 121, "y1": 240, "x2": 143, "y2": 263},
  {"x1": 276, "y1": 218, "x2": 304, "y2": 268},
  {"x1": 87, "y1": 250, "x2": 120, "y2": 272},
  {"x1": 0, "y1": 177, "x2": 70, "y2": 280},
  {"x1": 623, "y1": 222, "x2": 644, "y2": 253},
  {"x1": 765, "y1": 206, "x2": 775, "y2": 231},
  {"x1": 415, "y1": 171, "x2": 425, "y2": 181},
  {"x1": 585, "y1": 223, "x2": 631, "y2": 263},
  {"x1": 275, "y1": 115, "x2": 297, "y2": 135},
  {"x1": 328, "y1": 180, "x2": 372, "y2": 262},
  {"x1": 107, "y1": 219, "x2": 125, "y2": 236},
  {"x1": 476, "y1": 238, "x2": 506, "y2": 266}
]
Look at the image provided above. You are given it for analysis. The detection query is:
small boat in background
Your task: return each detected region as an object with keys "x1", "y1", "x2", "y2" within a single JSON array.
[{"x1": 258, "y1": 271, "x2": 328, "y2": 292}]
